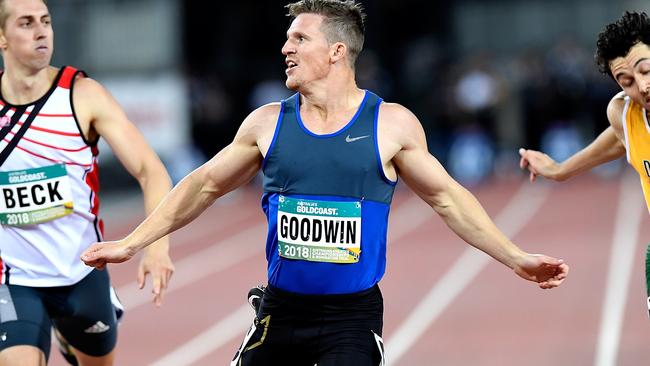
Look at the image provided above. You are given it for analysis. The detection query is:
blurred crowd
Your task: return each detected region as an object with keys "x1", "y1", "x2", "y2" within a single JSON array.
[
  {"x1": 186, "y1": 32, "x2": 622, "y2": 186},
  {"x1": 38, "y1": 0, "x2": 639, "y2": 190}
]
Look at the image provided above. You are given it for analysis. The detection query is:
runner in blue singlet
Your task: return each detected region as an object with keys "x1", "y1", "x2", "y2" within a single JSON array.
[{"x1": 81, "y1": 1, "x2": 569, "y2": 365}]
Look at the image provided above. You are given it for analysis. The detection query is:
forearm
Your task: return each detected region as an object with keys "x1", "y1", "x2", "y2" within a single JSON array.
[
  {"x1": 430, "y1": 183, "x2": 525, "y2": 268},
  {"x1": 555, "y1": 128, "x2": 625, "y2": 181},
  {"x1": 126, "y1": 170, "x2": 217, "y2": 253},
  {"x1": 137, "y1": 165, "x2": 173, "y2": 253}
]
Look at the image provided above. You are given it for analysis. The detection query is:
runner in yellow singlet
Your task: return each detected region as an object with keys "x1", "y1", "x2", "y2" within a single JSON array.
[
  {"x1": 519, "y1": 11, "x2": 650, "y2": 212},
  {"x1": 518, "y1": 11, "x2": 650, "y2": 316}
]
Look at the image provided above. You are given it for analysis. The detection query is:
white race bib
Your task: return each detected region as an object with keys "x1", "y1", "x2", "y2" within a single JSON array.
[
  {"x1": 0, "y1": 164, "x2": 74, "y2": 226},
  {"x1": 277, "y1": 195, "x2": 361, "y2": 263}
]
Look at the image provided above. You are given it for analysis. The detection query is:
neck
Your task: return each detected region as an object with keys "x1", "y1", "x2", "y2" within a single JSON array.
[
  {"x1": 299, "y1": 68, "x2": 363, "y2": 114},
  {"x1": 1, "y1": 61, "x2": 54, "y2": 105}
]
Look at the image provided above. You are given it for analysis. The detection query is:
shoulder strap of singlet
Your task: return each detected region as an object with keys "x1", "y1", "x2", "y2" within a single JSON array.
[
  {"x1": 283, "y1": 93, "x2": 299, "y2": 114},
  {"x1": 57, "y1": 66, "x2": 87, "y2": 90},
  {"x1": 621, "y1": 96, "x2": 632, "y2": 164}
]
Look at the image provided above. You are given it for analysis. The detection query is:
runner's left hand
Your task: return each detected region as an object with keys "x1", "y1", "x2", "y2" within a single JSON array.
[{"x1": 138, "y1": 245, "x2": 175, "y2": 307}]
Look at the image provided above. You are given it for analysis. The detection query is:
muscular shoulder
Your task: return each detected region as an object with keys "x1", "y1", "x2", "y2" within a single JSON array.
[
  {"x1": 70, "y1": 76, "x2": 123, "y2": 140},
  {"x1": 607, "y1": 93, "x2": 627, "y2": 133},
  {"x1": 239, "y1": 103, "x2": 281, "y2": 133},
  {"x1": 72, "y1": 76, "x2": 111, "y2": 103},
  {"x1": 235, "y1": 102, "x2": 282, "y2": 146},
  {"x1": 71, "y1": 76, "x2": 120, "y2": 120},
  {"x1": 378, "y1": 102, "x2": 426, "y2": 149}
]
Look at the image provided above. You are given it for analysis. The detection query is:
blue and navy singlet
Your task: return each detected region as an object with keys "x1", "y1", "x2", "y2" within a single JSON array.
[{"x1": 261, "y1": 90, "x2": 396, "y2": 295}]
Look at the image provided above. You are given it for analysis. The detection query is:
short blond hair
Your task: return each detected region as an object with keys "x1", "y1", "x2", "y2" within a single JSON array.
[
  {"x1": 286, "y1": 0, "x2": 366, "y2": 67},
  {"x1": 0, "y1": 0, "x2": 48, "y2": 30}
]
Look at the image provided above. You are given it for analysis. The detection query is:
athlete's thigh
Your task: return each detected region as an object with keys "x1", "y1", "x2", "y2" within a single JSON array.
[
  {"x1": 316, "y1": 327, "x2": 385, "y2": 366},
  {"x1": 52, "y1": 269, "x2": 118, "y2": 358},
  {"x1": 0, "y1": 345, "x2": 46, "y2": 366},
  {"x1": 0, "y1": 284, "x2": 51, "y2": 361}
]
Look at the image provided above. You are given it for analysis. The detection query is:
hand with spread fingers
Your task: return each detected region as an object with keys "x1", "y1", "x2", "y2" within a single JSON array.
[
  {"x1": 81, "y1": 238, "x2": 174, "y2": 306},
  {"x1": 138, "y1": 243, "x2": 175, "y2": 307}
]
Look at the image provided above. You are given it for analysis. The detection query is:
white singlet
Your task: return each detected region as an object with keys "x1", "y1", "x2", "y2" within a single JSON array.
[{"x1": 0, "y1": 66, "x2": 102, "y2": 287}]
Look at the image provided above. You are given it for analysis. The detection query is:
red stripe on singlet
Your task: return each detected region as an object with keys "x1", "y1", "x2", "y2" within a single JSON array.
[
  {"x1": 5, "y1": 141, "x2": 92, "y2": 167},
  {"x1": 15, "y1": 121, "x2": 81, "y2": 136},
  {"x1": 85, "y1": 156, "x2": 103, "y2": 237},
  {"x1": 7, "y1": 130, "x2": 89, "y2": 152},
  {"x1": 85, "y1": 158, "x2": 100, "y2": 216}
]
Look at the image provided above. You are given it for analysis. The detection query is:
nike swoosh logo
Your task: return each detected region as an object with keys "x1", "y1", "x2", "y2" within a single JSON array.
[{"x1": 345, "y1": 134, "x2": 370, "y2": 143}]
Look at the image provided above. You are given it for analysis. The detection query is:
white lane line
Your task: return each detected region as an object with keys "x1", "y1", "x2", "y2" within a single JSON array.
[
  {"x1": 117, "y1": 223, "x2": 266, "y2": 310},
  {"x1": 595, "y1": 172, "x2": 644, "y2": 366},
  {"x1": 148, "y1": 192, "x2": 438, "y2": 365},
  {"x1": 386, "y1": 182, "x2": 551, "y2": 365},
  {"x1": 150, "y1": 304, "x2": 252, "y2": 366},
  {"x1": 50, "y1": 191, "x2": 249, "y2": 349}
]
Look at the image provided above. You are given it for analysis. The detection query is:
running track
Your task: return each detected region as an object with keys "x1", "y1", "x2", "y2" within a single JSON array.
[{"x1": 49, "y1": 171, "x2": 650, "y2": 366}]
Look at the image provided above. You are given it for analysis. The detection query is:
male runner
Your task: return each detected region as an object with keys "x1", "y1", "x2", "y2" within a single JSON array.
[
  {"x1": 83, "y1": 1, "x2": 568, "y2": 365},
  {"x1": 0, "y1": 0, "x2": 174, "y2": 365},
  {"x1": 519, "y1": 11, "x2": 650, "y2": 317},
  {"x1": 519, "y1": 11, "x2": 650, "y2": 199}
]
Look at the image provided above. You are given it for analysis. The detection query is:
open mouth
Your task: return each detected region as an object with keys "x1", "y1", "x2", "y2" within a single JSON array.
[{"x1": 286, "y1": 60, "x2": 298, "y2": 71}]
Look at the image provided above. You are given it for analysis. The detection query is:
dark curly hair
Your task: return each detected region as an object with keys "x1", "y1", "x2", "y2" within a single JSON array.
[{"x1": 595, "y1": 11, "x2": 650, "y2": 77}]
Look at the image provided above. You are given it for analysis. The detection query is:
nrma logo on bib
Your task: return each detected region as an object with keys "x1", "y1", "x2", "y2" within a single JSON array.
[{"x1": 277, "y1": 196, "x2": 362, "y2": 264}]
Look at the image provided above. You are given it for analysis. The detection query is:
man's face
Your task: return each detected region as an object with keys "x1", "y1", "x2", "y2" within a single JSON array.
[
  {"x1": 624, "y1": 42, "x2": 650, "y2": 110},
  {"x1": 0, "y1": 0, "x2": 53, "y2": 70},
  {"x1": 281, "y1": 13, "x2": 332, "y2": 91},
  {"x1": 609, "y1": 56, "x2": 643, "y2": 105}
]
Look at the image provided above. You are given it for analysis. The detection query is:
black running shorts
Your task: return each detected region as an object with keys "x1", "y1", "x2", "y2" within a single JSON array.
[
  {"x1": 232, "y1": 284, "x2": 385, "y2": 366},
  {"x1": 0, "y1": 269, "x2": 119, "y2": 360}
]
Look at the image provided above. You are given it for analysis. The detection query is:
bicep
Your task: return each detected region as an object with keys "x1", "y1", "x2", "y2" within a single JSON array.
[
  {"x1": 600, "y1": 126, "x2": 626, "y2": 156},
  {"x1": 92, "y1": 97, "x2": 161, "y2": 180},
  {"x1": 199, "y1": 138, "x2": 263, "y2": 195},
  {"x1": 197, "y1": 109, "x2": 269, "y2": 195},
  {"x1": 73, "y1": 78, "x2": 164, "y2": 181},
  {"x1": 383, "y1": 103, "x2": 456, "y2": 205},
  {"x1": 394, "y1": 145, "x2": 455, "y2": 207}
]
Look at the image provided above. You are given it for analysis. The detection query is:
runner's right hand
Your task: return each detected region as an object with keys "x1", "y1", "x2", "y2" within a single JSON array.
[
  {"x1": 81, "y1": 240, "x2": 136, "y2": 269},
  {"x1": 518, "y1": 148, "x2": 562, "y2": 182}
]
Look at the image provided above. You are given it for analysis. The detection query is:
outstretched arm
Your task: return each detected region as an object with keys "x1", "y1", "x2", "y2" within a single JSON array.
[
  {"x1": 75, "y1": 77, "x2": 175, "y2": 306},
  {"x1": 81, "y1": 105, "x2": 275, "y2": 269},
  {"x1": 519, "y1": 95, "x2": 627, "y2": 182},
  {"x1": 384, "y1": 104, "x2": 568, "y2": 289},
  {"x1": 519, "y1": 126, "x2": 625, "y2": 182}
]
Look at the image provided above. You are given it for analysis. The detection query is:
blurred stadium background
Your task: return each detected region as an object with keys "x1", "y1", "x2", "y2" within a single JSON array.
[
  {"x1": 20, "y1": 0, "x2": 650, "y2": 365},
  {"x1": 38, "y1": 0, "x2": 647, "y2": 189}
]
